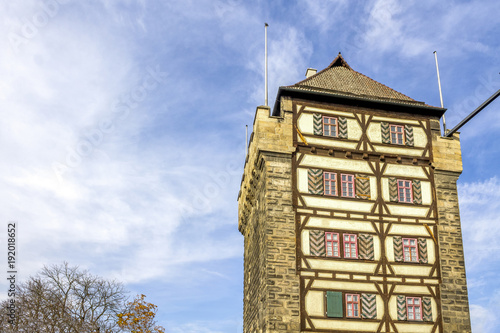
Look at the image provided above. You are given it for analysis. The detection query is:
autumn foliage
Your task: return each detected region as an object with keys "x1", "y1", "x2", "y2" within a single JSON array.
[{"x1": 117, "y1": 294, "x2": 165, "y2": 333}]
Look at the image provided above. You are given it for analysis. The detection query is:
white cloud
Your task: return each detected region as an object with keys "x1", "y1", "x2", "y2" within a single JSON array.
[
  {"x1": 299, "y1": 0, "x2": 349, "y2": 33},
  {"x1": 359, "y1": 0, "x2": 500, "y2": 59},
  {"x1": 470, "y1": 304, "x2": 496, "y2": 333},
  {"x1": 459, "y1": 177, "x2": 500, "y2": 270},
  {"x1": 0, "y1": 1, "x2": 245, "y2": 289}
]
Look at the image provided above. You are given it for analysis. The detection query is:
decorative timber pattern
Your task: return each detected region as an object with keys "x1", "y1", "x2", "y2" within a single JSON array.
[
  {"x1": 309, "y1": 230, "x2": 326, "y2": 257},
  {"x1": 358, "y1": 234, "x2": 374, "y2": 260},
  {"x1": 418, "y1": 238, "x2": 428, "y2": 264},
  {"x1": 338, "y1": 116, "x2": 348, "y2": 139},
  {"x1": 393, "y1": 236, "x2": 403, "y2": 262},
  {"x1": 413, "y1": 179, "x2": 422, "y2": 204},
  {"x1": 355, "y1": 174, "x2": 371, "y2": 200},
  {"x1": 308, "y1": 169, "x2": 323, "y2": 195},
  {"x1": 313, "y1": 113, "x2": 323, "y2": 135},
  {"x1": 288, "y1": 101, "x2": 448, "y2": 332},
  {"x1": 397, "y1": 295, "x2": 407, "y2": 321},
  {"x1": 361, "y1": 294, "x2": 377, "y2": 319},
  {"x1": 405, "y1": 124, "x2": 414, "y2": 147},
  {"x1": 381, "y1": 122, "x2": 390, "y2": 144},
  {"x1": 389, "y1": 177, "x2": 398, "y2": 202},
  {"x1": 423, "y1": 297, "x2": 433, "y2": 321}
]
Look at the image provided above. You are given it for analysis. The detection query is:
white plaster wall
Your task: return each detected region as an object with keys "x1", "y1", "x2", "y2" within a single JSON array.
[
  {"x1": 304, "y1": 137, "x2": 359, "y2": 149},
  {"x1": 391, "y1": 265, "x2": 432, "y2": 277},
  {"x1": 388, "y1": 224, "x2": 429, "y2": 237},
  {"x1": 304, "y1": 196, "x2": 374, "y2": 213},
  {"x1": 301, "y1": 155, "x2": 372, "y2": 173},
  {"x1": 394, "y1": 323, "x2": 434, "y2": 333},
  {"x1": 303, "y1": 107, "x2": 354, "y2": 117},
  {"x1": 393, "y1": 285, "x2": 431, "y2": 295},
  {"x1": 299, "y1": 113, "x2": 314, "y2": 134},
  {"x1": 312, "y1": 319, "x2": 380, "y2": 331},
  {"x1": 308, "y1": 259, "x2": 377, "y2": 273},
  {"x1": 311, "y1": 280, "x2": 377, "y2": 292},
  {"x1": 302, "y1": 229, "x2": 310, "y2": 255},
  {"x1": 386, "y1": 205, "x2": 429, "y2": 218},
  {"x1": 384, "y1": 164, "x2": 427, "y2": 179},
  {"x1": 305, "y1": 290, "x2": 324, "y2": 316},
  {"x1": 371, "y1": 116, "x2": 420, "y2": 125},
  {"x1": 373, "y1": 145, "x2": 425, "y2": 157},
  {"x1": 306, "y1": 217, "x2": 376, "y2": 233}
]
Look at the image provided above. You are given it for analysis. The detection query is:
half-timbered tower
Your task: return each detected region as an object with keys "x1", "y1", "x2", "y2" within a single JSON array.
[{"x1": 237, "y1": 54, "x2": 471, "y2": 333}]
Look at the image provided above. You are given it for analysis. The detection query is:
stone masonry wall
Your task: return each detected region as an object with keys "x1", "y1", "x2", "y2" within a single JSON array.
[
  {"x1": 434, "y1": 170, "x2": 471, "y2": 333},
  {"x1": 432, "y1": 123, "x2": 471, "y2": 333},
  {"x1": 242, "y1": 153, "x2": 300, "y2": 333},
  {"x1": 239, "y1": 104, "x2": 299, "y2": 333}
]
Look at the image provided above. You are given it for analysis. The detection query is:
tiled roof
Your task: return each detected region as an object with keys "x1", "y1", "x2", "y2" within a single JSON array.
[{"x1": 290, "y1": 53, "x2": 426, "y2": 106}]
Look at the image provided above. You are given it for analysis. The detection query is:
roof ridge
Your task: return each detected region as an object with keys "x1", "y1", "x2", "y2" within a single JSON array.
[
  {"x1": 291, "y1": 52, "x2": 352, "y2": 87},
  {"x1": 288, "y1": 52, "x2": 424, "y2": 105},
  {"x1": 348, "y1": 67, "x2": 416, "y2": 102},
  {"x1": 327, "y1": 52, "x2": 352, "y2": 70}
]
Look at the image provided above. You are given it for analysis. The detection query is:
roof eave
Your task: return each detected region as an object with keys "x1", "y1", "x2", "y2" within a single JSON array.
[{"x1": 272, "y1": 87, "x2": 446, "y2": 117}]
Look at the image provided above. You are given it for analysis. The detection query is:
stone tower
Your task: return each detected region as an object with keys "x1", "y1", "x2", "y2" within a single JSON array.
[{"x1": 237, "y1": 54, "x2": 471, "y2": 333}]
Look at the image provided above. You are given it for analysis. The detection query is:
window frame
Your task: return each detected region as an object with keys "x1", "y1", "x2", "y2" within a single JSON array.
[
  {"x1": 341, "y1": 174, "x2": 355, "y2": 198},
  {"x1": 324, "y1": 172, "x2": 337, "y2": 196},
  {"x1": 343, "y1": 234, "x2": 358, "y2": 259},
  {"x1": 345, "y1": 293, "x2": 361, "y2": 318},
  {"x1": 323, "y1": 116, "x2": 338, "y2": 137},
  {"x1": 406, "y1": 297, "x2": 422, "y2": 321},
  {"x1": 397, "y1": 179, "x2": 413, "y2": 203},
  {"x1": 390, "y1": 124, "x2": 405, "y2": 145},
  {"x1": 325, "y1": 232, "x2": 340, "y2": 258},
  {"x1": 402, "y1": 238, "x2": 419, "y2": 263}
]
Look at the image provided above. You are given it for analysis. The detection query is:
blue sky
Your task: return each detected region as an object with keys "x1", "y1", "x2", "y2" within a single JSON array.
[{"x1": 0, "y1": 0, "x2": 499, "y2": 332}]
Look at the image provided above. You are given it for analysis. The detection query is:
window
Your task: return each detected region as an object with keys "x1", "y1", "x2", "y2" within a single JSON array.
[
  {"x1": 345, "y1": 294, "x2": 360, "y2": 318},
  {"x1": 403, "y1": 238, "x2": 419, "y2": 262},
  {"x1": 341, "y1": 174, "x2": 355, "y2": 197},
  {"x1": 324, "y1": 172, "x2": 337, "y2": 196},
  {"x1": 406, "y1": 297, "x2": 422, "y2": 321},
  {"x1": 327, "y1": 292, "x2": 377, "y2": 319},
  {"x1": 397, "y1": 180, "x2": 412, "y2": 203},
  {"x1": 344, "y1": 234, "x2": 358, "y2": 259},
  {"x1": 323, "y1": 116, "x2": 337, "y2": 137},
  {"x1": 390, "y1": 125, "x2": 404, "y2": 145},
  {"x1": 325, "y1": 232, "x2": 340, "y2": 257}
]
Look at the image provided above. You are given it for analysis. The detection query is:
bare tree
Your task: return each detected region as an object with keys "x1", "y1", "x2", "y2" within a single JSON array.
[{"x1": 0, "y1": 262, "x2": 127, "y2": 332}]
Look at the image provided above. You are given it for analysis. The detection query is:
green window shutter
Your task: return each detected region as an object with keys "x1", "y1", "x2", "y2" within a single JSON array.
[
  {"x1": 393, "y1": 236, "x2": 403, "y2": 262},
  {"x1": 413, "y1": 180, "x2": 422, "y2": 204},
  {"x1": 326, "y1": 291, "x2": 343, "y2": 318},
  {"x1": 361, "y1": 293, "x2": 377, "y2": 319},
  {"x1": 338, "y1": 117, "x2": 348, "y2": 139},
  {"x1": 389, "y1": 177, "x2": 398, "y2": 202},
  {"x1": 355, "y1": 174, "x2": 371, "y2": 200},
  {"x1": 397, "y1": 295, "x2": 407, "y2": 320},
  {"x1": 418, "y1": 238, "x2": 428, "y2": 264},
  {"x1": 308, "y1": 169, "x2": 324, "y2": 195},
  {"x1": 381, "y1": 122, "x2": 390, "y2": 144},
  {"x1": 309, "y1": 230, "x2": 326, "y2": 257},
  {"x1": 358, "y1": 234, "x2": 374, "y2": 260},
  {"x1": 313, "y1": 113, "x2": 323, "y2": 135},
  {"x1": 405, "y1": 125, "x2": 414, "y2": 147},
  {"x1": 422, "y1": 297, "x2": 432, "y2": 321}
]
